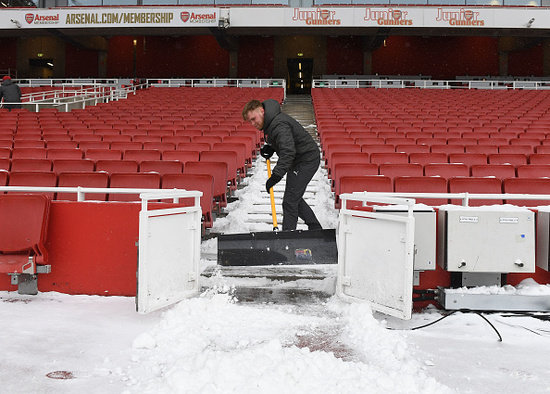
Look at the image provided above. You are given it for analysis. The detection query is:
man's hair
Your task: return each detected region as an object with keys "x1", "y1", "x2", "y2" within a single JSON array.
[{"x1": 242, "y1": 100, "x2": 262, "y2": 121}]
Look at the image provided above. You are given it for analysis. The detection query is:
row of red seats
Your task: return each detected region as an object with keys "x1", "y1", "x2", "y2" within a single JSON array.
[
  {"x1": 336, "y1": 175, "x2": 550, "y2": 209},
  {"x1": 331, "y1": 162, "x2": 550, "y2": 192},
  {"x1": 0, "y1": 169, "x2": 223, "y2": 230},
  {"x1": 326, "y1": 151, "x2": 550, "y2": 174}
]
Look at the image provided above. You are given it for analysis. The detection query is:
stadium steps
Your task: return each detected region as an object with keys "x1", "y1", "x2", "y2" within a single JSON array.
[{"x1": 201, "y1": 95, "x2": 337, "y2": 303}]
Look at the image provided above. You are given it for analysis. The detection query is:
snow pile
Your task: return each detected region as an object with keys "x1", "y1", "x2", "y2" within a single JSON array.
[
  {"x1": 446, "y1": 278, "x2": 550, "y2": 296},
  {"x1": 123, "y1": 292, "x2": 452, "y2": 394}
]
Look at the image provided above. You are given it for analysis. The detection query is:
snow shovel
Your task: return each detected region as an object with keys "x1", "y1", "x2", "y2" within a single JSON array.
[{"x1": 217, "y1": 158, "x2": 338, "y2": 266}]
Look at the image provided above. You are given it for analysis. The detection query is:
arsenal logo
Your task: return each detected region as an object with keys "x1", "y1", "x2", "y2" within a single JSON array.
[
  {"x1": 320, "y1": 9, "x2": 330, "y2": 20},
  {"x1": 181, "y1": 11, "x2": 190, "y2": 22},
  {"x1": 25, "y1": 13, "x2": 34, "y2": 24},
  {"x1": 464, "y1": 10, "x2": 474, "y2": 21},
  {"x1": 392, "y1": 10, "x2": 402, "y2": 20}
]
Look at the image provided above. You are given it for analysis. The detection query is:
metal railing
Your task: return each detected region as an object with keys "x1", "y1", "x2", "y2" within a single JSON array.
[
  {"x1": 147, "y1": 78, "x2": 286, "y2": 100},
  {"x1": 0, "y1": 186, "x2": 200, "y2": 202},
  {"x1": 3, "y1": 80, "x2": 147, "y2": 112},
  {"x1": 313, "y1": 78, "x2": 550, "y2": 90},
  {"x1": 1, "y1": 185, "x2": 549, "y2": 207}
]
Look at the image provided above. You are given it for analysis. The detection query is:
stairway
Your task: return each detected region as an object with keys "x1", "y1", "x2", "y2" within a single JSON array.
[{"x1": 201, "y1": 95, "x2": 338, "y2": 302}]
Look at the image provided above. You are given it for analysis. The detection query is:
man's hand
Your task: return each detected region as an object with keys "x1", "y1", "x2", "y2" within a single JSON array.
[
  {"x1": 260, "y1": 144, "x2": 275, "y2": 160},
  {"x1": 266, "y1": 175, "x2": 282, "y2": 192}
]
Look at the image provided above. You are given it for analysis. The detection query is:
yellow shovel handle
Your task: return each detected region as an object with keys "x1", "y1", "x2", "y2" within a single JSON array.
[{"x1": 266, "y1": 159, "x2": 279, "y2": 231}]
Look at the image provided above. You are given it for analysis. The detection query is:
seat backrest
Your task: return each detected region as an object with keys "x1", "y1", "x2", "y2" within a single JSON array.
[
  {"x1": 123, "y1": 149, "x2": 162, "y2": 163},
  {"x1": 529, "y1": 153, "x2": 550, "y2": 165},
  {"x1": 370, "y1": 152, "x2": 409, "y2": 165},
  {"x1": 212, "y1": 142, "x2": 247, "y2": 175},
  {"x1": 0, "y1": 194, "x2": 50, "y2": 264},
  {"x1": 108, "y1": 172, "x2": 161, "y2": 201},
  {"x1": 85, "y1": 148, "x2": 123, "y2": 161},
  {"x1": 470, "y1": 164, "x2": 516, "y2": 179},
  {"x1": 409, "y1": 152, "x2": 448, "y2": 166},
  {"x1": 46, "y1": 148, "x2": 84, "y2": 160},
  {"x1": 448, "y1": 153, "x2": 488, "y2": 167},
  {"x1": 329, "y1": 152, "x2": 370, "y2": 176},
  {"x1": 200, "y1": 150, "x2": 238, "y2": 188},
  {"x1": 184, "y1": 161, "x2": 228, "y2": 207},
  {"x1": 0, "y1": 170, "x2": 7, "y2": 186},
  {"x1": 162, "y1": 150, "x2": 200, "y2": 164},
  {"x1": 332, "y1": 163, "x2": 378, "y2": 193},
  {"x1": 10, "y1": 158, "x2": 52, "y2": 172},
  {"x1": 423, "y1": 163, "x2": 469, "y2": 179},
  {"x1": 503, "y1": 177, "x2": 550, "y2": 206},
  {"x1": 378, "y1": 163, "x2": 423, "y2": 183},
  {"x1": 488, "y1": 153, "x2": 528, "y2": 166},
  {"x1": 8, "y1": 171, "x2": 57, "y2": 199},
  {"x1": 162, "y1": 173, "x2": 214, "y2": 228},
  {"x1": 431, "y1": 145, "x2": 465, "y2": 155},
  {"x1": 394, "y1": 176, "x2": 448, "y2": 206},
  {"x1": 96, "y1": 160, "x2": 139, "y2": 174},
  {"x1": 56, "y1": 171, "x2": 109, "y2": 201},
  {"x1": 52, "y1": 158, "x2": 95, "y2": 173},
  {"x1": 140, "y1": 160, "x2": 183, "y2": 176},
  {"x1": 11, "y1": 147, "x2": 47, "y2": 159},
  {"x1": 516, "y1": 164, "x2": 550, "y2": 178},
  {"x1": 337, "y1": 175, "x2": 392, "y2": 209},
  {"x1": 448, "y1": 176, "x2": 503, "y2": 206}
]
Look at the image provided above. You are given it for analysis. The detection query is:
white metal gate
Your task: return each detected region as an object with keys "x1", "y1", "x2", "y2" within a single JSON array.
[
  {"x1": 137, "y1": 190, "x2": 202, "y2": 314},
  {"x1": 337, "y1": 193, "x2": 416, "y2": 320}
]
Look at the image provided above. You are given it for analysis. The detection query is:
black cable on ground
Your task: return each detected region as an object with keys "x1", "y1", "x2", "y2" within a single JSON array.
[{"x1": 388, "y1": 309, "x2": 503, "y2": 342}]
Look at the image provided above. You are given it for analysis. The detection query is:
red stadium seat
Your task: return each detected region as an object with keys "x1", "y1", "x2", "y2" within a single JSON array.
[
  {"x1": 331, "y1": 163, "x2": 378, "y2": 192},
  {"x1": 8, "y1": 171, "x2": 57, "y2": 199},
  {"x1": 448, "y1": 177, "x2": 503, "y2": 206},
  {"x1": 200, "y1": 150, "x2": 239, "y2": 190},
  {"x1": 378, "y1": 163, "x2": 423, "y2": 183},
  {"x1": 448, "y1": 153, "x2": 488, "y2": 167},
  {"x1": 470, "y1": 164, "x2": 516, "y2": 179},
  {"x1": 85, "y1": 149, "x2": 123, "y2": 161},
  {"x1": 162, "y1": 173, "x2": 215, "y2": 230},
  {"x1": 10, "y1": 158, "x2": 52, "y2": 172},
  {"x1": 394, "y1": 176, "x2": 448, "y2": 206},
  {"x1": 162, "y1": 150, "x2": 200, "y2": 164},
  {"x1": 516, "y1": 164, "x2": 550, "y2": 178},
  {"x1": 424, "y1": 163, "x2": 469, "y2": 179},
  {"x1": 336, "y1": 175, "x2": 392, "y2": 209},
  {"x1": 184, "y1": 161, "x2": 229, "y2": 209},
  {"x1": 108, "y1": 172, "x2": 161, "y2": 201},
  {"x1": 139, "y1": 160, "x2": 183, "y2": 176},
  {"x1": 328, "y1": 152, "x2": 370, "y2": 176},
  {"x1": 370, "y1": 152, "x2": 408, "y2": 165},
  {"x1": 503, "y1": 177, "x2": 550, "y2": 207},
  {"x1": 95, "y1": 160, "x2": 139, "y2": 174},
  {"x1": 52, "y1": 158, "x2": 95, "y2": 173},
  {"x1": 123, "y1": 149, "x2": 162, "y2": 163},
  {"x1": 46, "y1": 148, "x2": 84, "y2": 160},
  {"x1": 488, "y1": 153, "x2": 528, "y2": 167},
  {"x1": 0, "y1": 194, "x2": 50, "y2": 283},
  {"x1": 56, "y1": 171, "x2": 109, "y2": 201},
  {"x1": 409, "y1": 152, "x2": 448, "y2": 166},
  {"x1": 0, "y1": 170, "x2": 7, "y2": 185}
]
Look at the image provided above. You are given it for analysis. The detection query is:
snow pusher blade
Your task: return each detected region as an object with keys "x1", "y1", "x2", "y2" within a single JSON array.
[{"x1": 217, "y1": 229, "x2": 337, "y2": 266}]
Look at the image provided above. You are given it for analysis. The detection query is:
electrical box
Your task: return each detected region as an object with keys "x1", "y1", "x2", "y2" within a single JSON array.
[
  {"x1": 437, "y1": 207, "x2": 535, "y2": 273},
  {"x1": 374, "y1": 207, "x2": 436, "y2": 271},
  {"x1": 536, "y1": 208, "x2": 550, "y2": 272}
]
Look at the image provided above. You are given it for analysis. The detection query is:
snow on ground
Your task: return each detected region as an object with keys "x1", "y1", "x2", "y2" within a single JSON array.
[{"x1": 2, "y1": 157, "x2": 550, "y2": 393}]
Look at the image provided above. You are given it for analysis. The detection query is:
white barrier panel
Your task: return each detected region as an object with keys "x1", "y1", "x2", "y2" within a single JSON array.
[
  {"x1": 337, "y1": 193, "x2": 415, "y2": 320},
  {"x1": 137, "y1": 190, "x2": 202, "y2": 314}
]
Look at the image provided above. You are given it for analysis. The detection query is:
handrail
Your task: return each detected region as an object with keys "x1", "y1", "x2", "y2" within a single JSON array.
[
  {"x1": 313, "y1": 78, "x2": 550, "y2": 90},
  {"x1": 0, "y1": 186, "x2": 201, "y2": 203},
  {"x1": 340, "y1": 191, "x2": 550, "y2": 208},
  {"x1": 1, "y1": 185, "x2": 549, "y2": 207},
  {"x1": 147, "y1": 78, "x2": 286, "y2": 100}
]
